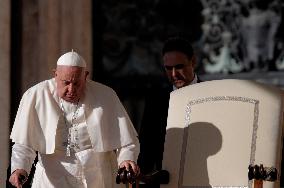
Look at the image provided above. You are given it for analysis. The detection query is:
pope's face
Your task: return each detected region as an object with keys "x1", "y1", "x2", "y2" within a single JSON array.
[
  {"x1": 163, "y1": 51, "x2": 196, "y2": 89},
  {"x1": 54, "y1": 66, "x2": 89, "y2": 103}
]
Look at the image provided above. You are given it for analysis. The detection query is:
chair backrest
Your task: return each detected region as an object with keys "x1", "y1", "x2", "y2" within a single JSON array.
[{"x1": 161, "y1": 79, "x2": 284, "y2": 188}]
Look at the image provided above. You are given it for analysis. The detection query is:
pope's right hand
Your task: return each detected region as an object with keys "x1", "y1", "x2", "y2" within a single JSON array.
[{"x1": 9, "y1": 169, "x2": 28, "y2": 188}]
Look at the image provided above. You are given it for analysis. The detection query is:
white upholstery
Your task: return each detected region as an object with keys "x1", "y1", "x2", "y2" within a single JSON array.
[{"x1": 161, "y1": 79, "x2": 284, "y2": 188}]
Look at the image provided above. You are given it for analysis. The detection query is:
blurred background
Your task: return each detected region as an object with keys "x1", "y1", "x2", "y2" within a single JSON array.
[{"x1": 1, "y1": 0, "x2": 284, "y2": 187}]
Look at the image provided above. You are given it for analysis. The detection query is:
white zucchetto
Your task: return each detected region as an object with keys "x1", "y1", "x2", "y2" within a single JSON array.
[{"x1": 57, "y1": 51, "x2": 86, "y2": 68}]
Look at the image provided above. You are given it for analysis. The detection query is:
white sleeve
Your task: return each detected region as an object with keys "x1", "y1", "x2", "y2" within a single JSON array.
[
  {"x1": 116, "y1": 141, "x2": 140, "y2": 165},
  {"x1": 11, "y1": 143, "x2": 37, "y2": 175}
]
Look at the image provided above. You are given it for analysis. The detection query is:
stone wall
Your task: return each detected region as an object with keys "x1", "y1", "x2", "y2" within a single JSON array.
[{"x1": 0, "y1": 0, "x2": 10, "y2": 187}]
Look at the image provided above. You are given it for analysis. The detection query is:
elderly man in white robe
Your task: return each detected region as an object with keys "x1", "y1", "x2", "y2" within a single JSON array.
[{"x1": 9, "y1": 51, "x2": 140, "y2": 188}]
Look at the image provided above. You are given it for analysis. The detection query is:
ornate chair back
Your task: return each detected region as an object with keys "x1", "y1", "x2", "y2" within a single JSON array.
[{"x1": 161, "y1": 79, "x2": 284, "y2": 188}]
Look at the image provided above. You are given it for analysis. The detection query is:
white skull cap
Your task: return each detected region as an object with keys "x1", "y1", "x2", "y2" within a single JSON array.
[{"x1": 57, "y1": 50, "x2": 86, "y2": 68}]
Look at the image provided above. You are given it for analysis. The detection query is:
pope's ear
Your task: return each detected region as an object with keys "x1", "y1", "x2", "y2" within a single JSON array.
[
  {"x1": 52, "y1": 69, "x2": 57, "y2": 77},
  {"x1": 85, "y1": 71, "x2": 89, "y2": 80}
]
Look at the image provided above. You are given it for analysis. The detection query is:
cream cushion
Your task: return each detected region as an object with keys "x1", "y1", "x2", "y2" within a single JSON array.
[{"x1": 161, "y1": 79, "x2": 284, "y2": 188}]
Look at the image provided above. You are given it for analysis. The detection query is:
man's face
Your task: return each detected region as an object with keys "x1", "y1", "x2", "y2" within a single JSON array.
[
  {"x1": 163, "y1": 51, "x2": 196, "y2": 89},
  {"x1": 54, "y1": 66, "x2": 89, "y2": 103}
]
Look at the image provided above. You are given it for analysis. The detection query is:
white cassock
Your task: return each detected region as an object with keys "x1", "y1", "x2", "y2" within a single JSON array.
[{"x1": 10, "y1": 78, "x2": 139, "y2": 188}]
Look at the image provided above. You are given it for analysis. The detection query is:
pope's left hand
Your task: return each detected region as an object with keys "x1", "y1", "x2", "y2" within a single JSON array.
[{"x1": 119, "y1": 160, "x2": 140, "y2": 176}]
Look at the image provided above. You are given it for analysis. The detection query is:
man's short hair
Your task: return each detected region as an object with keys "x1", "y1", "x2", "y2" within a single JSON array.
[{"x1": 162, "y1": 37, "x2": 194, "y2": 59}]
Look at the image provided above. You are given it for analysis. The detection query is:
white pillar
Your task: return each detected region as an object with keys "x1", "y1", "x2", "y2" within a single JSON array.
[
  {"x1": 0, "y1": 0, "x2": 10, "y2": 187},
  {"x1": 21, "y1": 0, "x2": 93, "y2": 92}
]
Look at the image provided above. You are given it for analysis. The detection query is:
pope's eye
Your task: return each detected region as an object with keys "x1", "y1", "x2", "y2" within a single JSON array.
[{"x1": 63, "y1": 81, "x2": 70, "y2": 85}]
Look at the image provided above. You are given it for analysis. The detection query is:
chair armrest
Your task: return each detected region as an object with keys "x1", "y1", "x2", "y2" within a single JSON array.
[
  {"x1": 116, "y1": 167, "x2": 169, "y2": 185},
  {"x1": 140, "y1": 170, "x2": 170, "y2": 184}
]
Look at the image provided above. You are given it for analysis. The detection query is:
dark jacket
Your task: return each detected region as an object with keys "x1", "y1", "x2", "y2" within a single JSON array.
[{"x1": 138, "y1": 76, "x2": 202, "y2": 175}]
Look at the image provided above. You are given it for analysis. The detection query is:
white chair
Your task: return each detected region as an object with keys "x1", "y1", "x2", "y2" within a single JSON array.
[{"x1": 161, "y1": 79, "x2": 284, "y2": 188}]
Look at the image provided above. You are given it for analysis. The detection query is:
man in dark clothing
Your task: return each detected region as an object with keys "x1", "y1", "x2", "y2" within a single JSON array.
[{"x1": 137, "y1": 36, "x2": 201, "y2": 188}]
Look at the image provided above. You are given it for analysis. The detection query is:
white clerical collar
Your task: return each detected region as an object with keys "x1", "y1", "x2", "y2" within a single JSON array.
[{"x1": 173, "y1": 74, "x2": 197, "y2": 90}]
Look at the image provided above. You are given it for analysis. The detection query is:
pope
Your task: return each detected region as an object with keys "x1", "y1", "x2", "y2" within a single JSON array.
[{"x1": 9, "y1": 51, "x2": 140, "y2": 188}]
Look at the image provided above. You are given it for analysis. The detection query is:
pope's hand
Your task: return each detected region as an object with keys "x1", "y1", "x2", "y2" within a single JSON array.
[
  {"x1": 119, "y1": 160, "x2": 140, "y2": 176},
  {"x1": 9, "y1": 169, "x2": 28, "y2": 188}
]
